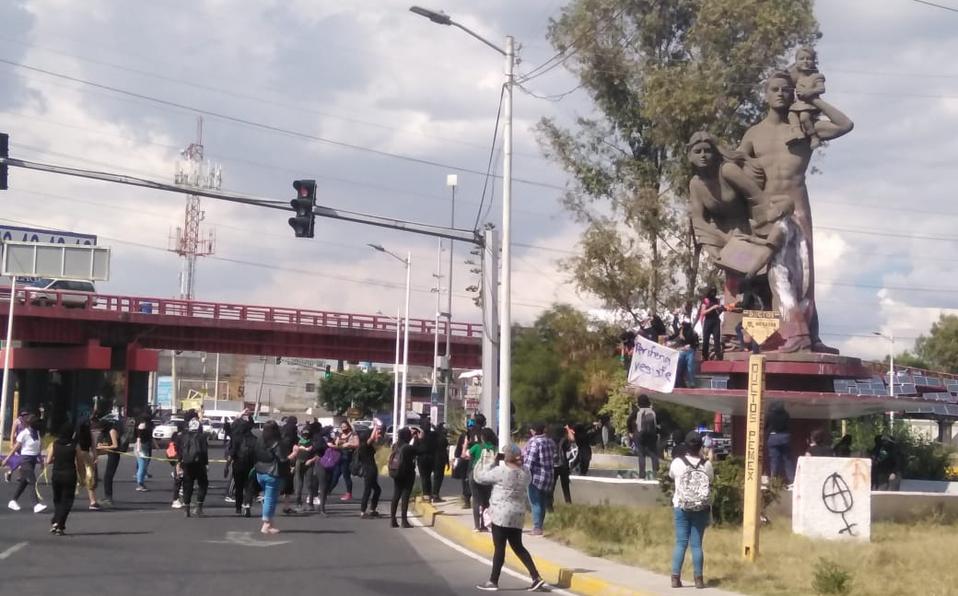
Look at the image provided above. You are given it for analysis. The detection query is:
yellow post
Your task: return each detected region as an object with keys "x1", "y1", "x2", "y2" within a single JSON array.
[
  {"x1": 742, "y1": 354, "x2": 765, "y2": 561},
  {"x1": 8, "y1": 389, "x2": 18, "y2": 448}
]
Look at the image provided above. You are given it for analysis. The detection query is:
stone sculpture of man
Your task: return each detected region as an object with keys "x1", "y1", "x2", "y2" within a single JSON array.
[{"x1": 738, "y1": 70, "x2": 853, "y2": 353}]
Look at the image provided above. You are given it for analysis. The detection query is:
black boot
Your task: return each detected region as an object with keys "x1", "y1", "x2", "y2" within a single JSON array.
[
  {"x1": 185, "y1": 503, "x2": 191, "y2": 518},
  {"x1": 195, "y1": 503, "x2": 204, "y2": 518}
]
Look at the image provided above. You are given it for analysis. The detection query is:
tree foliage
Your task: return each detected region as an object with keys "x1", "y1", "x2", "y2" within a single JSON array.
[
  {"x1": 914, "y1": 314, "x2": 958, "y2": 373},
  {"x1": 536, "y1": 0, "x2": 819, "y2": 315},
  {"x1": 317, "y1": 369, "x2": 392, "y2": 418},
  {"x1": 511, "y1": 304, "x2": 621, "y2": 425}
]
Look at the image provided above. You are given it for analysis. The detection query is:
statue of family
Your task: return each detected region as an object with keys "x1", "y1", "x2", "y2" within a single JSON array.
[{"x1": 688, "y1": 48, "x2": 853, "y2": 353}]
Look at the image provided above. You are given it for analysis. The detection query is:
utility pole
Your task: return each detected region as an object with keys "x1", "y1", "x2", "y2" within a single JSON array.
[{"x1": 480, "y1": 228, "x2": 499, "y2": 431}]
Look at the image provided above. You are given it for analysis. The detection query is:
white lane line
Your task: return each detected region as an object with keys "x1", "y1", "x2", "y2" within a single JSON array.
[
  {"x1": 410, "y1": 517, "x2": 576, "y2": 595},
  {"x1": 0, "y1": 542, "x2": 28, "y2": 560}
]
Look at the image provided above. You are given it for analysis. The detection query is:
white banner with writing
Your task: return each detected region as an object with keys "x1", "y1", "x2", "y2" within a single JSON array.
[{"x1": 627, "y1": 335, "x2": 679, "y2": 393}]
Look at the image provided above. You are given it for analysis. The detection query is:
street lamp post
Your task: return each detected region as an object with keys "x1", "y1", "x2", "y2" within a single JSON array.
[
  {"x1": 873, "y1": 331, "x2": 896, "y2": 428},
  {"x1": 410, "y1": 6, "x2": 514, "y2": 450},
  {"x1": 370, "y1": 243, "x2": 412, "y2": 433},
  {"x1": 444, "y1": 174, "x2": 458, "y2": 425}
]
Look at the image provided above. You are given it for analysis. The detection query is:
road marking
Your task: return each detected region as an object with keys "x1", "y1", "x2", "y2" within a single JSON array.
[
  {"x1": 204, "y1": 531, "x2": 290, "y2": 547},
  {"x1": 0, "y1": 542, "x2": 28, "y2": 560},
  {"x1": 410, "y1": 518, "x2": 575, "y2": 595}
]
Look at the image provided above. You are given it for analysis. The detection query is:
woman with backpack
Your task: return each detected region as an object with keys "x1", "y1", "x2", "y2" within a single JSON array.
[
  {"x1": 1, "y1": 414, "x2": 47, "y2": 513},
  {"x1": 669, "y1": 430, "x2": 714, "y2": 590},
  {"x1": 388, "y1": 427, "x2": 417, "y2": 528},
  {"x1": 473, "y1": 443, "x2": 547, "y2": 592},
  {"x1": 255, "y1": 420, "x2": 286, "y2": 534},
  {"x1": 465, "y1": 427, "x2": 497, "y2": 532},
  {"x1": 178, "y1": 417, "x2": 210, "y2": 518},
  {"x1": 45, "y1": 422, "x2": 78, "y2": 535},
  {"x1": 635, "y1": 395, "x2": 660, "y2": 480}
]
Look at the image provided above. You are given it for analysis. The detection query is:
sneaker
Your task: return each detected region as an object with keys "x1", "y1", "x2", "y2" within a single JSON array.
[
  {"x1": 194, "y1": 504, "x2": 204, "y2": 517},
  {"x1": 135, "y1": 485, "x2": 149, "y2": 492},
  {"x1": 89, "y1": 503, "x2": 101, "y2": 511},
  {"x1": 530, "y1": 528, "x2": 543, "y2": 536},
  {"x1": 50, "y1": 524, "x2": 59, "y2": 534},
  {"x1": 369, "y1": 510, "x2": 381, "y2": 518},
  {"x1": 461, "y1": 498, "x2": 471, "y2": 509},
  {"x1": 7, "y1": 500, "x2": 20, "y2": 511},
  {"x1": 3, "y1": 471, "x2": 11, "y2": 482},
  {"x1": 171, "y1": 499, "x2": 184, "y2": 509},
  {"x1": 340, "y1": 492, "x2": 352, "y2": 501},
  {"x1": 33, "y1": 503, "x2": 47, "y2": 513},
  {"x1": 54, "y1": 527, "x2": 65, "y2": 536},
  {"x1": 476, "y1": 581, "x2": 499, "y2": 592},
  {"x1": 432, "y1": 496, "x2": 445, "y2": 503},
  {"x1": 100, "y1": 499, "x2": 113, "y2": 508},
  {"x1": 243, "y1": 505, "x2": 251, "y2": 518},
  {"x1": 256, "y1": 495, "x2": 264, "y2": 503},
  {"x1": 528, "y1": 578, "x2": 546, "y2": 591},
  {"x1": 224, "y1": 496, "x2": 235, "y2": 503},
  {"x1": 312, "y1": 496, "x2": 321, "y2": 506}
]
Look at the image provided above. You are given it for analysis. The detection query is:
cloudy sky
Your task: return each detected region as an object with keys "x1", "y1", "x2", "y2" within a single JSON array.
[{"x1": 0, "y1": 0, "x2": 955, "y2": 362}]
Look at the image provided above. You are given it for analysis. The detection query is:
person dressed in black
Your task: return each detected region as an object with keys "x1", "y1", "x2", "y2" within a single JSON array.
[
  {"x1": 358, "y1": 424, "x2": 382, "y2": 518},
  {"x1": 309, "y1": 426, "x2": 331, "y2": 514},
  {"x1": 570, "y1": 423, "x2": 596, "y2": 476},
  {"x1": 45, "y1": 422, "x2": 78, "y2": 535},
  {"x1": 177, "y1": 416, "x2": 209, "y2": 518},
  {"x1": 96, "y1": 417, "x2": 122, "y2": 507},
  {"x1": 415, "y1": 421, "x2": 437, "y2": 501},
  {"x1": 700, "y1": 287, "x2": 724, "y2": 361},
  {"x1": 279, "y1": 417, "x2": 298, "y2": 514},
  {"x1": 389, "y1": 427, "x2": 417, "y2": 528},
  {"x1": 431, "y1": 423, "x2": 450, "y2": 502},
  {"x1": 293, "y1": 425, "x2": 317, "y2": 512},
  {"x1": 229, "y1": 417, "x2": 258, "y2": 517},
  {"x1": 806, "y1": 429, "x2": 834, "y2": 456},
  {"x1": 552, "y1": 425, "x2": 572, "y2": 505},
  {"x1": 453, "y1": 419, "x2": 479, "y2": 509},
  {"x1": 766, "y1": 402, "x2": 793, "y2": 485},
  {"x1": 726, "y1": 280, "x2": 764, "y2": 353}
]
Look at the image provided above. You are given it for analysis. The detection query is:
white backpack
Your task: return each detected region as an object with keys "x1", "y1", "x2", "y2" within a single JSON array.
[{"x1": 675, "y1": 456, "x2": 711, "y2": 511}]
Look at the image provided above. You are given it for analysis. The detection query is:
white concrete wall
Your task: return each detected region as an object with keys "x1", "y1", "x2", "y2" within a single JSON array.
[{"x1": 792, "y1": 456, "x2": 871, "y2": 542}]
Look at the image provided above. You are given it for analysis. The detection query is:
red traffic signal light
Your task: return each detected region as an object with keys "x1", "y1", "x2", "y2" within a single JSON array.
[{"x1": 289, "y1": 179, "x2": 316, "y2": 238}]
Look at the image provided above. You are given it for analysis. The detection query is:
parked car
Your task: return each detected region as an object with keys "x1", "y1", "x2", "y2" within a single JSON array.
[
  {"x1": 21, "y1": 278, "x2": 97, "y2": 308},
  {"x1": 700, "y1": 430, "x2": 732, "y2": 460},
  {"x1": 153, "y1": 417, "x2": 184, "y2": 443}
]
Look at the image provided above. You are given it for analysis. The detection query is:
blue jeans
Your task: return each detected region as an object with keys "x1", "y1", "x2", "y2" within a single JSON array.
[
  {"x1": 672, "y1": 508, "x2": 709, "y2": 577},
  {"x1": 528, "y1": 484, "x2": 548, "y2": 530},
  {"x1": 257, "y1": 472, "x2": 280, "y2": 522},
  {"x1": 677, "y1": 350, "x2": 697, "y2": 388},
  {"x1": 135, "y1": 452, "x2": 151, "y2": 486},
  {"x1": 767, "y1": 432, "x2": 793, "y2": 483},
  {"x1": 329, "y1": 451, "x2": 353, "y2": 494}
]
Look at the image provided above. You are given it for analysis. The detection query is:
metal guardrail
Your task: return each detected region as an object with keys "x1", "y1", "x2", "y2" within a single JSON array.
[{"x1": 1, "y1": 287, "x2": 483, "y2": 339}]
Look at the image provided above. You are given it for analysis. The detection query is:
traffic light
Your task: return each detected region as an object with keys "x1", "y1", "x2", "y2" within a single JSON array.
[
  {"x1": 0, "y1": 133, "x2": 8, "y2": 190},
  {"x1": 288, "y1": 179, "x2": 316, "y2": 238},
  {"x1": 324, "y1": 364, "x2": 332, "y2": 380}
]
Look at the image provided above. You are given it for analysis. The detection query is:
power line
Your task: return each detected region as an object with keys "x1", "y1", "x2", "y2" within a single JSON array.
[
  {"x1": 0, "y1": 57, "x2": 566, "y2": 192},
  {"x1": 910, "y1": 0, "x2": 958, "y2": 13},
  {"x1": 474, "y1": 85, "x2": 505, "y2": 231}
]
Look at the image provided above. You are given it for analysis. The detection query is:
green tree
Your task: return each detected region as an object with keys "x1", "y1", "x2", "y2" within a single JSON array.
[
  {"x1": 317, "y1": 369, "x2": 392, "y2": 418},
  {"x1": 537, "y1": 0, "x2": 819, "y2": 313},
  {"x1": 914, "y1": 314, "x2": 958, "y2": 373},
  {"x1": 511, "y1": 304, "x2": 622, "y2": 425}
]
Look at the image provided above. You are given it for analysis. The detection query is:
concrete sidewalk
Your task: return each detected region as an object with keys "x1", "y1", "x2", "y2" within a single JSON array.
[{"x1": 415, "y1": 498, "x2": 742, "y2": 596}]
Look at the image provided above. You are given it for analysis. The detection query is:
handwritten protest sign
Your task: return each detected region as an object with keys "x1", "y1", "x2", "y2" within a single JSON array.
[{"x1": 627, "y1": 335, "x2": 679, "y2": 393}]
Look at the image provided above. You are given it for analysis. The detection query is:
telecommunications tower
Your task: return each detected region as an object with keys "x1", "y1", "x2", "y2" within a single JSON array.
[{"x1": 170, "y1": 117, "x2": 220, "y2": 300}]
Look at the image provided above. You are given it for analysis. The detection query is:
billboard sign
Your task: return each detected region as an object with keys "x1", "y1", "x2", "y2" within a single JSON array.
[
  {"x1": 0, "y1": 225, "x2": 96, "y2": 246},
  {"x1": 156, "y1": 376, "x2": 173, "y2": 409},
  {"x1": 2, "y1": 241, "x2": 110, "y2": 281}
]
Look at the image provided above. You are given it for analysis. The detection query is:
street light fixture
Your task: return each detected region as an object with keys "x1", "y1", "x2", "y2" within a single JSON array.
[
  {"x1": 410, "y1": 5, "x2": 515, "y2": 450},
  {"x1": 371, "y1": 243, "x2": 412, "y2": 435},
  {"x1": 873, "y1": 330, "x2": 896, "y2": 428}
]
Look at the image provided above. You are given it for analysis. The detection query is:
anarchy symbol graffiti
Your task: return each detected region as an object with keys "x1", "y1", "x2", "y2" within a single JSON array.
[{"x1": 821, "y1": 472, "x2": 857, "y2": 536}]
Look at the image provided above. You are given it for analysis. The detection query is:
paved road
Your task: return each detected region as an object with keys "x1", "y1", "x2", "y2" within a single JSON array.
[{"x1": 0, "y1": 456, "x2": 547, "y2": 595}]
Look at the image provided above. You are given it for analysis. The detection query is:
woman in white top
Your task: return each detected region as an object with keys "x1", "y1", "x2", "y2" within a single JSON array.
[
  {"x1": 1, "y1": 415, "x2": 47, "y2": 513},
  {"x1": 473, "y1": 443, "x2": 547, "y2": 592},
  {"x1": 668, "y1": 430, "x2": 714, "y2": 590}
]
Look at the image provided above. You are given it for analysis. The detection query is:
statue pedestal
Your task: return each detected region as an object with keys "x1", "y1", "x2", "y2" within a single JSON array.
[{"x1": 701, "y1": 352, "x2": 873, "y2": 392}]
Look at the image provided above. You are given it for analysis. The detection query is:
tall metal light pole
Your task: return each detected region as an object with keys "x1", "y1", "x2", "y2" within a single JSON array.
[
  {"x1": 444, "y1": 174, "x2": 458, "y2": 425},
  {"x1": 410, "y1": 6, "x2": 514, "y2": 450},
  {"x1": 370, "y1": 243, "x2": 412, "y2": 430},
  {"x1": 873, "y1": 330, "x2": 896, "y2": 428}
]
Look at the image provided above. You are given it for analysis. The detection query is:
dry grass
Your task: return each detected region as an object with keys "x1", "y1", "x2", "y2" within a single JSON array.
[{"x1": 547, "y1": 503, "x2": 958, "y2": 595}]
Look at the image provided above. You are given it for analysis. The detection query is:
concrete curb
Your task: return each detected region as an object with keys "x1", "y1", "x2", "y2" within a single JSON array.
[{"x1": 413, "y1": 499, "x2": 653, "y2": 595}]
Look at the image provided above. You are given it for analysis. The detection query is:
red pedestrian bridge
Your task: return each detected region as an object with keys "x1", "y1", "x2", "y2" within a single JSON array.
[{"x1": 0, "y1": 287, "x2": 484, "y2": 370}]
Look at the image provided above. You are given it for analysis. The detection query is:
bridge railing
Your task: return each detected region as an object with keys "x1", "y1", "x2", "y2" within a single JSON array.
[{"x1": 1, "y1": 287, "x2": 483, "y2": 339}]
